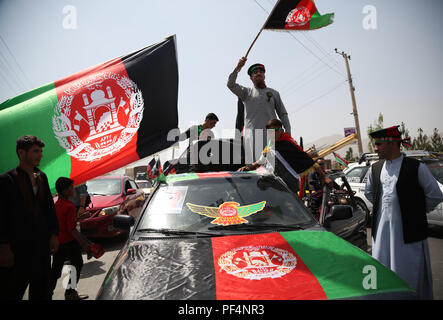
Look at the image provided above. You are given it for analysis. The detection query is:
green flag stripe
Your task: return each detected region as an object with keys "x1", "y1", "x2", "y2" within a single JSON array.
[
  {"x1": 0, "y1": 82, "x2": 71, "y2": 193},
  {"x1": 166, "y1": 172, "x2": 199, "y2": 183},
  {"x1": 309, "y1": 13, "x2": 334, "y2": 30},
  {"x1": 280, "y1": 231, "x2": 414, "y2": 299}
]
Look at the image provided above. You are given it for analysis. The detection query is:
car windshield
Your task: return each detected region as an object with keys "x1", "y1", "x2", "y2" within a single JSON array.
[
  {"x1": 86, "y1": 178, "x2": 121, "y2": 195},
  {"x1": 138, "y1": 174, "x2": 317, "y2": 233},
  {"x1": 425, "y1": 160, "x2": 443, "y2": 185},
  {"x1": 136, "y1": 181, "x2": 151, "y2": 189}
]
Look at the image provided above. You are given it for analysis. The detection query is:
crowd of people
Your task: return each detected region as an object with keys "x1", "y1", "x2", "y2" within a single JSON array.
[{"x1": 0, "y1": 57, "x2": 442, "y2": 300}]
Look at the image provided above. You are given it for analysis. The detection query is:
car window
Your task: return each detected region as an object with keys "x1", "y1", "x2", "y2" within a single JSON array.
[
  {"x1": 86, "y1": 178, "x2": 121, "y2": 195},
  {"x1": 345, "y1": 167, "x2": 369, "y2": 183},
  {"x1": 138, "y1": 175, "x2": 317, "y2": 232},
  {"x1": 136, "y1": 181, "x2": 152, "y2": 189},
  {"x1": 129, "y1": 180, "x2": 138, "y2": 190},
  {"x1": 425, "y1": 160, "x2": 443, "y2": 185}
]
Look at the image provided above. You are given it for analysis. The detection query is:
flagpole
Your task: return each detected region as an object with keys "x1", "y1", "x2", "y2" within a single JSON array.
[{"x1": 244, "y1": 0, "x2": 281, "y2": 58}]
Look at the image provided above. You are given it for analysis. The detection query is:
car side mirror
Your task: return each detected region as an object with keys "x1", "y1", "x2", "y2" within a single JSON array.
[
  {"x1": 113, "y1": 215, "x2": 134, "y2": 230},
  {"x1": 325, "y1": 205, "x2": 353, "y2": 225},
  {"x1": 126, "y1": 188, "x2": 136, "y2": 195}
]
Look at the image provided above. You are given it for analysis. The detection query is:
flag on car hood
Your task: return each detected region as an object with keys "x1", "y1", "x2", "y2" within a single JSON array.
[
  {"x1": 264, "y1": 0, "x2": 334, "y2": 31},
  {"x1": 0, "y1": 36, "x2": 179, "y2": 193},
  {"x1": 97, "y1": 231, "x2": 415, "y2": 300}
]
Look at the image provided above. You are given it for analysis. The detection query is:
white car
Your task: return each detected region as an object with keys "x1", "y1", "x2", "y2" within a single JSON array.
[
  {"x1": 135, "y1": 180, "x2": 152, "y2": 197},
  {"x1": 337, "y1": 151, "x2": 443, "y2": 227}
]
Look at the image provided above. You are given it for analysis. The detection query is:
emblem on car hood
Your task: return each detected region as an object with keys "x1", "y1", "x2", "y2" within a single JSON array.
[
  {"x1": 186, "y1": 201, "x2": 266, "y2": 226},
  {"x1": 218, "y1": 245, "x2": 297, "y2": 280}
]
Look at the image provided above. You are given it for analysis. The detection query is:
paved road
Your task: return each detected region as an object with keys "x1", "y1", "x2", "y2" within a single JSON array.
[{"x1": 25, "y1": 226, "x2": 443, "y2": 300}]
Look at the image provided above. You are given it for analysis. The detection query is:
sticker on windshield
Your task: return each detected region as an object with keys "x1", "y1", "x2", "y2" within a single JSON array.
[
  {"x1": 186, "y1": 201, "x2": 266, "y2": 226},
  {"x1": 149, "y1": 186, "x2": 188, "y2": 215}
]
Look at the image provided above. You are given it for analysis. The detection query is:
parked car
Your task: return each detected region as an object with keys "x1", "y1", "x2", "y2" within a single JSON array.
[
  {"x1": 97, "y1": 164, "x2": 415, "y2": 299},
  {"x1": 78, "y1": 175, "x2": 145, "y2": 238},
  {"x1": 339, "y1": 151, "x2": 443, "y2": 227}
]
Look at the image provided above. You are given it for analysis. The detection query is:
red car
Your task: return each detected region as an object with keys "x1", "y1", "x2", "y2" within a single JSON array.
[{"x1": 79, "y1": 176, "x2": 145, "y2": 238}]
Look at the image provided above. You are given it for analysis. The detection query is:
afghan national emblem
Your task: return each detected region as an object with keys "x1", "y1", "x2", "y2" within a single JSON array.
[
  {"x1": 285, "y1": 6, "x2": 312, "y2": 28},
  {"x1": 52, "y1": 71, "x2": 144, "y2": 162},
  {"x1": 218, "y1": 245, "x2": 297, "y2": 280},
  {"x1": 186, "y1": 201, "x2": 266, "y2": 226}
]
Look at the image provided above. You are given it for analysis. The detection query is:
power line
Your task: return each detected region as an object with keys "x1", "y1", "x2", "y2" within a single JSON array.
[
  {"x1": 252, "y1": 0, "x2": 347, "y2": 80},
  {"x1": 279, "y1": 50, "x2": 335, "y2": 93},
  {"x1": 0, "y1": 55, "x2": 26, "y2": 92},
  {"x1": 0, "y1": 34, "x2": 33, "y2": 89},
  {"x1": 291, "y1": 79, "x2": 348, "y2": 113},
  {"x1": 281, "y1": 63, "x2": 337, "y2": 98}
]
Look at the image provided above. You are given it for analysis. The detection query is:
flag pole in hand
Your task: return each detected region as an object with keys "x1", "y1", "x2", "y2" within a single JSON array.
[{"x1": 244, "y1": 0, "x2": 281, "y2": 58}]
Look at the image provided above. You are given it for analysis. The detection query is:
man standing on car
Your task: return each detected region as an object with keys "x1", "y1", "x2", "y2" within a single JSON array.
[
  {"x1": 364, "y1": 125, "x2": 443, "y2": 299},
  {"x1": 0, "y1": 135, "x2": 59, "y2": 300},
  {"x1": 227, "y1": 57, "x2": 291, "y2": 162}
]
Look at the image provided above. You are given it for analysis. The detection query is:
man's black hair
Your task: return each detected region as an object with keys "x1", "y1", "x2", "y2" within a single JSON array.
[
  {"x1": 205, "y1": 113, "x2": 219, "y2": 121},
  {"x1": 56, "y1": 177, "x2": 74, "y2": 195},
  {"x1": 16, "y1": 135, "x2": 45, "y2": 157}
]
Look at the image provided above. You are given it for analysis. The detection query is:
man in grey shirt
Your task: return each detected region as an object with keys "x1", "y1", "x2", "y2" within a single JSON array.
[{"x1": 227, "y1": 57, "x2": 291, "y2": 162}]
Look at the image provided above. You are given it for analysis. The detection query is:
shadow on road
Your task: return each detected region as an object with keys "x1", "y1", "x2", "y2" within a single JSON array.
[{"x1": 81, "y1": 260, "x2": 107, "y2": 278}]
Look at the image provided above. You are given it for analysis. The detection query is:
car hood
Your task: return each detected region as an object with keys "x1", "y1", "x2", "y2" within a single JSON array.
[
  {"x1": 97, "y1": 230, "x2": 416, "y2": 300},
  {"x1": 89, "y1": 195, "x2": 122, "y2": 210}
]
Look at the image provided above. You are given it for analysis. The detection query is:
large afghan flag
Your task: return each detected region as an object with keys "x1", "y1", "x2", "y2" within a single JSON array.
[
  {"x1": 264, "y1": 0, "x2": 334, "y2": 31},
  {"x1": 98, "y1": 231, "x2": 415, "y2": 300},
  {"x1": 0, "y1": 36, "x2": 178, "y2": 193}
]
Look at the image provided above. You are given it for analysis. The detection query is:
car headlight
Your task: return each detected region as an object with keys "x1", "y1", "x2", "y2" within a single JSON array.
[{"x1": 99, "y1": 205, "x2": 120, "y2": 216}]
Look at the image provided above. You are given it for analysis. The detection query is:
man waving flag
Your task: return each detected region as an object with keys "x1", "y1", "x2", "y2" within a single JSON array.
[{"x1": 0, "y1": 36, "x2": 179, "y2": 193}]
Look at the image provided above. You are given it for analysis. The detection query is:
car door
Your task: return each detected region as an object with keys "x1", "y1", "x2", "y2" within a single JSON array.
[{"x1": 123, "y1": 179, "x2": 145, "y2": 219}]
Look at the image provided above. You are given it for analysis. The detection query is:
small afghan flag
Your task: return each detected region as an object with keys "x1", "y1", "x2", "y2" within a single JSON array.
[
  {"x1": 333, "y1": 152, "x2": 349, "y2": 168},
  {"x1": 264, "y1": 0, "x2": 334, "y2": 31},
  {"x1": 147, "y1": 158, "x2": 156, "y2": 180},
  {"x1": 0, "y1": 36, "x2": 179, "y2": 193}
]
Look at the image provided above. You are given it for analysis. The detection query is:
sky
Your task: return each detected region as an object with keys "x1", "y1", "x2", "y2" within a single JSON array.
[{"x1": 1, "y1": 0, "x2": 442, "y2": 149}]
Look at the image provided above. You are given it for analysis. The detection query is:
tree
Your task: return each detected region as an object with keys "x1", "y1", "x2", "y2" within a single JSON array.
[
  {"x1": 345, "y1": 147, "x2": 357, "y2": 162},
  {"x1": 412, "y1": 128, "x2": 431, "y2": 151},
  {"x1": 367, "y1": 113, "x2": 384, "y2": 153},
  {"x1": 430, "y1": 128, "x2": 443, "y2": 152}
]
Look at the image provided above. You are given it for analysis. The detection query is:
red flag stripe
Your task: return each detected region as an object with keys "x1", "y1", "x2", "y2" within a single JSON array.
[{"x1": 211, "y1": 232, "x2": 327, "y2": 300}]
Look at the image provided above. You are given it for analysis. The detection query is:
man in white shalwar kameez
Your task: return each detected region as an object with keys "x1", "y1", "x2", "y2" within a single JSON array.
[{"x1": 365, "y1": 126, "x2": 443, "y2": 299}]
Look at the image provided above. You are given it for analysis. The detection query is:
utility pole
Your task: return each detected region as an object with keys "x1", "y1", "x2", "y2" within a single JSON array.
[{"x1": 335, "y1": 49, "x2": 363, "y2": 156}]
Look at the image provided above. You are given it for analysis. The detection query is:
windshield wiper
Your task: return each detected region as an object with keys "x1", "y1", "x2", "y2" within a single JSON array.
[
  {"x1": 208, "y1": 223, "x2": 306, "y2": 232},
  {"x1": 136, "y1": 228, "x2": 218, "y2": 237}
]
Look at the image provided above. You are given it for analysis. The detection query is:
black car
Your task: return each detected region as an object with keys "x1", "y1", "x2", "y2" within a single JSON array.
[{"x1": 96, "y1": 142, "x2": 415, "y2": 300}]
